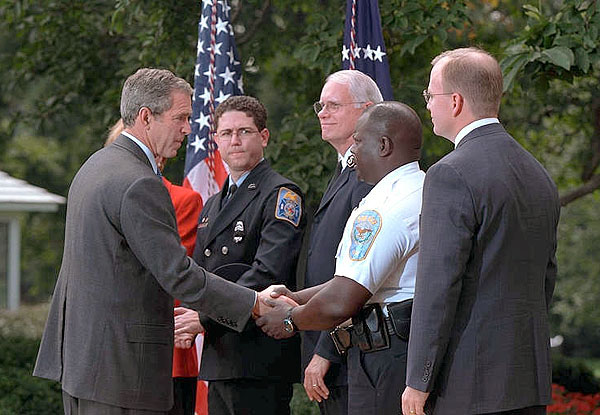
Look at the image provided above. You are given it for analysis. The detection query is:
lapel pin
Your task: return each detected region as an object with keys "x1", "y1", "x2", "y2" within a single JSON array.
[
  {"x1": 347, "y1": 154, "x2": 356, "y2": 169},
  {"x1": 198, "y1": 216, "x2": 209, "y2": 229},
  {"x1": 248, "y1": 183, "x2": 257, "y2": 190}
]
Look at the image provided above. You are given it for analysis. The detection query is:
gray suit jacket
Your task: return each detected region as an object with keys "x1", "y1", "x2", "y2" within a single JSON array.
[
  {"x1": 33, "y1": 135, "x2": 256, "y2": 411},
  {"x1": 406, "y1": 123, "x2": 560, "y2": 414}
]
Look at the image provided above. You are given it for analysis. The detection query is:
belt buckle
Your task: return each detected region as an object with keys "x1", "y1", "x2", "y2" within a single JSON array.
[{"x1": 330, "y1": 325, "x2": 352, "y2": 355}]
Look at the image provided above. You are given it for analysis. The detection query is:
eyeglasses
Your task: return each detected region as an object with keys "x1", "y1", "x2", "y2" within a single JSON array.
[
  {"x1": 215, "y1": 127, "x2": 260, "y2": 141},
  {"x1": 422, "y1": 89, "x2": 454, "y2": 104},
  {"x1": 313, "y1": 101, "x2": 366, "y2": 115}
]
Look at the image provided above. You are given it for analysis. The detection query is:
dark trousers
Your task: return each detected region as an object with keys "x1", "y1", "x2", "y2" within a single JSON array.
[
  {"x1": 484, "y1": 406, "x2": 546, "y2": 415},
  {"x1": 318, "y1": 384, "x2": 348, "y2": 415},
  {"x1": 347, "y1": 335, "x2": 407, "y2": 415},
  {"x1": 208, "y1": 379, "x2": 293, "y2": 415},
  {"x1": 62, "y1": 390, "x2": 167, "y2": 415},
  {"x1": 168, "y1": 377, "x2": 197, "y2": 415}
]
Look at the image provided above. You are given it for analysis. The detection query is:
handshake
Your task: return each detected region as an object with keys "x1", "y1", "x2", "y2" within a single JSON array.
[
  {"x1": 252, "y1": 284, "x2": 300, "y2": 318},
  {"x1": 174, "y1": 285, "x2": 301, "y2": 348}
]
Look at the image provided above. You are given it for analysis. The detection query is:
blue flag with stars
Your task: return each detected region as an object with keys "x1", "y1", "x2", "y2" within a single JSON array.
[
  {"x1": 184, "y1": 0, "x2": 243, "y2": 200},
  {"x1": 342, "y1": 0, "x2": 394, "y2": 100}
]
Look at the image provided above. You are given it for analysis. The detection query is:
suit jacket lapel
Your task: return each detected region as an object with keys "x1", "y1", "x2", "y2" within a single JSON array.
[
  {"x1": 315, "y1": 167, "x2": 351, "y2": 216},
  {"x1": 204, "y1": 162, "x2": 266, "y2": 244}
]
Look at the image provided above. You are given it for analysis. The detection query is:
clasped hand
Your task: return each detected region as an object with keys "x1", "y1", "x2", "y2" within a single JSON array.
[
  {"x1": 254, "y1": 285, "x2": 299, "y2": 339},
  {"x1": 173, "y1": 306, "x2": 205, "y2": 349},
  {"x1": 173, "y1": 285, "x2": 300, "y2": 346}
]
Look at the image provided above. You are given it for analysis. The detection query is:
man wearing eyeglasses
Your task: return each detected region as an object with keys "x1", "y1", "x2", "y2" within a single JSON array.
[
  {"x1": 402, "y1": 47, "x2": 560, "y2": 415},
  {"x1": 300, "y1": 70, "x2": 381, "y2": 415},
  {"x1": 173, "y1": 95, "x2": 305, "y2": 415}
]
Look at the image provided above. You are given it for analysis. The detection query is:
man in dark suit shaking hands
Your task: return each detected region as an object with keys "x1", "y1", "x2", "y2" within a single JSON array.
[
  {"x1": 33, "y1": 68, "x2": 264, "y2": 415},
  {"x1": 402, "y1": 48, "x2": 560, "y2": 415}
]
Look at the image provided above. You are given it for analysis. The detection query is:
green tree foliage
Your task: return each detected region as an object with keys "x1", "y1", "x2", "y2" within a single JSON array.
[{"x1": 501, "y1": 0, "x2": 600, "y2": 205}]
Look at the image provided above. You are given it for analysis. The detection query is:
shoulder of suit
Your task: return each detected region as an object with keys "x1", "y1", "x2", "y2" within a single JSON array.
[
  {"x1": 258, "y1": 167, "x2": 303, "y2": 195},
  {"x1": 256, "y1": 168, "x2": 303, "y2": 226},
  {"x1": 202, "y1": 191, "x2": 220, "y2": 209}
]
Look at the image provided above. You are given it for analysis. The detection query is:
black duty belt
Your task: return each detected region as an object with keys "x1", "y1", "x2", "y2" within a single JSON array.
[{"x1": 330, "y1": 299, "x2": 413, "y2": 355}]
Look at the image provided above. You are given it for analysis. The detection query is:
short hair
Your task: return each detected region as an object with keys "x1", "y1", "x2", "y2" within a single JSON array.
[
  {"x1": 325, "y1": 70, "x2": 383, "y2": 104},
  {"x1": 215, "y1": 95, "x2": 267, "y2": 130},
  {"x1": 431, "y1": 47, "x2": 503, "y2": 117},
  {"x1": 104, "y1": 118, "x2": 124, "y2": 147},
  {"x1": 120, "y1": 68, "x2": 193, "y2": 128},
  {"x1": 363, "y1": 101, "x2": 422, "y2": 151}
]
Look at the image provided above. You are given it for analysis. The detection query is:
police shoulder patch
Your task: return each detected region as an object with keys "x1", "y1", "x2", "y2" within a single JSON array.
[
  {"x1": 275, "y1": 187, "x2": 302, "y2": 227},
  {"x1": 349, "y1": 210, "x2": 382, "y2": 261}
]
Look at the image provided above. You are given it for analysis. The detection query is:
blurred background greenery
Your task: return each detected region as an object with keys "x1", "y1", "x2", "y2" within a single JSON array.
[{"x1": 1, "y1": 0, "x2": 599, "y2": 413}]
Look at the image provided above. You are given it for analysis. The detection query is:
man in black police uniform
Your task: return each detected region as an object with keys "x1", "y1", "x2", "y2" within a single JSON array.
[
  {"x1": 302, "y1": 70, "x2": 381, "y2": 414},
  {"x1": 174, "y1": 96, "x2": 305, "y2": 415}
]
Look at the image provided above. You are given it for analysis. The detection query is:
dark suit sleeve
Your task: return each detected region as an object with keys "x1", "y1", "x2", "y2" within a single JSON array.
[
  {"x1": 406, "y1": 163, "x2": 477, "y2": 392},
  {"x1": 314, "y1": 330, "x2": 344, "y2": 363},
  {"x1": 313, "y1": 178, "x2": 372, "y2": 363},
  {"x1": 545, "y1": 226, "x2": 558, "y2": 311},
  {"x1": 236, "y1": 185, "x2": 305, "y2": 290},
  {"x1": 120, "y1": 176, "x2": 255, "y2": 332}
]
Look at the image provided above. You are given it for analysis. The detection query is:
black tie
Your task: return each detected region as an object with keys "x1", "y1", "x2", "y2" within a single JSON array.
[
  {"x1": 223, "y1": 184, "x2": 237, "y2": 205},
  {"x1": 324, "y1": 161, "x2": 342, "y2": 197},
  {"x1": 332, "y1": 161, "x2": 342, "y2": 181}
]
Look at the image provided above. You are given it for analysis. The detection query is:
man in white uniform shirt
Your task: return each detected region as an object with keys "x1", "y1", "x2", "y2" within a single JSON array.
[{"x1": 257, "y1": 101, "x2": 425, "y2": 415}]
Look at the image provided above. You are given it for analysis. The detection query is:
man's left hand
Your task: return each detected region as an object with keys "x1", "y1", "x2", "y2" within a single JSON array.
[
  {"x1": 303, "y1": 354, "x2": 331, "y2": 402},
  {"x1": 401, "y1": 386, "x2": 429, "y2": 415},
  {"x1": 255, "y1": 297, "x2": 295, "y2": 339}
]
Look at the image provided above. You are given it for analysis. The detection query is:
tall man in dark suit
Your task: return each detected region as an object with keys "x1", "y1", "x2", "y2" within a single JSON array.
[
  {"x1": 33, "y1": 68, "x2": 266, "y2": 415},
  {"x1": 402, "y1": 48, "x2": 560, "y2": 415},
  {"x1": 302, "y1": 70, "x2": 381, "y2": 414},
  {"x1": 173, "y1": 96, "x2": 305, "y2": 415}
]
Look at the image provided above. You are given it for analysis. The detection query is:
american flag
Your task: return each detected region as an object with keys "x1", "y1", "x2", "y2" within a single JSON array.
[
  {"x1": 184, "y1": 2, "x2": 243, "y2": 413},
  {"x1": 184, "y1": 0, "x2": 243, "y2": 202},
  {"x1": 342, "y1": 0, "x2": 394, "y2": 100}
]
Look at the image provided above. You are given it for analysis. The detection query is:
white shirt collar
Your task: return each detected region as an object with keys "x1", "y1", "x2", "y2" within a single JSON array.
[
  {"x1": 364, "y1": 161, "x2": 421, "y2": 203},
  {"x1": 454, "y1": 118, "x2": 500, "y2": 147},
  {"x1": 338, "y1": 147, "x2": 354, "y2": 171},
  {"x1": 376, "y1": 161, "x2": 421, "y2": 189},
  {"x1": 121, "y1": 131, "x2": 159, "y2": 175}
]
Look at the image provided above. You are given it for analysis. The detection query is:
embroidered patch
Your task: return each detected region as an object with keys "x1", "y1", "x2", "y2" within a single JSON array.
[
  {"x1": 349, "y1": 210, "x2": 382, "y2": 261},
  {"x1": 275, "y1": 187, "x2": 302, "y2": 227}
]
